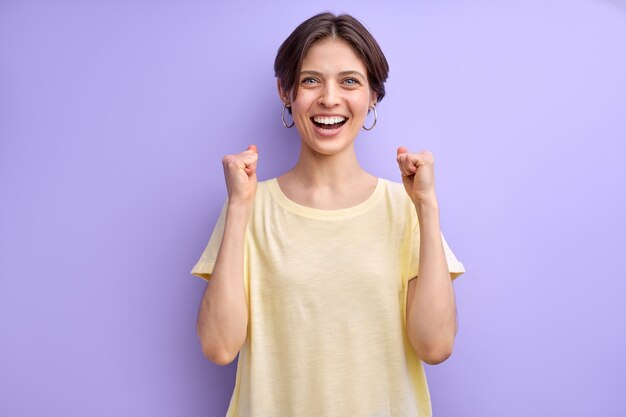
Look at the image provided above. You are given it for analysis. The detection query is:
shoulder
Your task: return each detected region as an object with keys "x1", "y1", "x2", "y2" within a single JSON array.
[
  {"x1": 256, "y1": 178, "x2": 273, "y2": 192},
  {"x1": 256, "y1": 177, "x2": 282, "y2": 198},
  {"x1": 377, "y1": 177, "x2": 418, "y2": 227},
  {"x1": 250, "y1": 177, "x2": 280, "y2": 211},
  {"x1": 379, "y1": 178, "x2": 405, "y2": 194},
  {"x1": 378, "y1": 178, "x2": 412, "y2": 206}
]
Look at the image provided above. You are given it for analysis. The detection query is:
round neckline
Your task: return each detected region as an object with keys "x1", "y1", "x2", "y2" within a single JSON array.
[{"x1": 266, "y1": 177, "x2": 385, "y2": 220}]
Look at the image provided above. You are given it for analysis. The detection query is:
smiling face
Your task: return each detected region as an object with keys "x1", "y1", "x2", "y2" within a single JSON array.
[{"x1": 279, "y1": 38, "x2": 377, "y2": 156}]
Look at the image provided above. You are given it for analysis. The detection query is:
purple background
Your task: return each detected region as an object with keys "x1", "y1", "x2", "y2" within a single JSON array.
[{"x1": 1, "y1": 0, "x2": 625, "y2": 416}]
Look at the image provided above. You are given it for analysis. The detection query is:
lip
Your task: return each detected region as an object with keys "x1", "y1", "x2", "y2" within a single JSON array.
[
  {"x1": 311, "y1": 113, "x2": 349, "y2": 118},
  {"x1": 310, "y1": 115, "x2": 348, "y2": 137}
]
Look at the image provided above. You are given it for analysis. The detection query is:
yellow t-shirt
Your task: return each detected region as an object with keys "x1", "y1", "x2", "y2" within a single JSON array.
[{"x1": 191, "y1": 178, "x2": 465, "y2": 417}]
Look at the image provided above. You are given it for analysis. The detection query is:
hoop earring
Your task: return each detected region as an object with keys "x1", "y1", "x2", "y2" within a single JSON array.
[
  {"x1": 282, "y1": 103, "x2": 294, "y2": 128},
  {"x1": 362, "y1": 106, "x2": 377, "y2": 131}
]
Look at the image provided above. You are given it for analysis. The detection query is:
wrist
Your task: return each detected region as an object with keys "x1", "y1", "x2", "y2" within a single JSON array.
[
  {"x1": 413, "y1": 195, "x2": 440, "y2": 222},
  {"x1": 227, "y1": 199, "x2": 253, "y2": 215},
  {"x1": 224, "y1": 202, "x2": 253, "y2": 237},
  {"x1": 412, "y1": 193, "x2": 438, "y2": 210}
]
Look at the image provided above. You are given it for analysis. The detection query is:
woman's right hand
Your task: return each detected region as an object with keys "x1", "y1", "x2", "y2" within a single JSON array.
[{"x1": 222, "y1": 145, "x2": 259, "y2": 205}]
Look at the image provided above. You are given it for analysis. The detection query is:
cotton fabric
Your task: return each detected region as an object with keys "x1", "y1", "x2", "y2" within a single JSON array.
[{"x1": 192, "y1": 178, "x2": 464, "y2": 417}]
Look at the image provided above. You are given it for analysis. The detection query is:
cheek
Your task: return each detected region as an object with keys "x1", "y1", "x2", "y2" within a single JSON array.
[
  {"x1": 352, "y1": 98, "x2": 372, "y2": 120},
  {"x1": 291, "y1": 97, "x2": 314, "y2": 119},
  {"x1": 293, "y1": 109, "x2": 310, "y2": 125},
  {"x1": 289, "y1": 102, "x2": 307, "y2": 119}
]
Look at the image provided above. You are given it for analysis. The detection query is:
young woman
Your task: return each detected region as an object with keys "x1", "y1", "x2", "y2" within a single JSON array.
[{"x1": 192, "y1": 12, "x2": 465, "y2": 417}]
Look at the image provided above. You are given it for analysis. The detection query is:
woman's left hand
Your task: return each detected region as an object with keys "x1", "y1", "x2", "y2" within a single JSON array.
[{"x1": 396, "y1": 147, "x2": 437, "y2": 204}]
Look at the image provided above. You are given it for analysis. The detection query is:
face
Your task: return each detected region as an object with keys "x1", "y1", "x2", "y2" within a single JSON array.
[{"x1": 279, "y1": 38, "x2": 377, "y2": 156}]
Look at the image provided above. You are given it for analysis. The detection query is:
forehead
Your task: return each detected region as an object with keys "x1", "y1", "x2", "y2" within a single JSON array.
[{"x1": 300, "y1": 38, "x2": 367, "y2": 74}]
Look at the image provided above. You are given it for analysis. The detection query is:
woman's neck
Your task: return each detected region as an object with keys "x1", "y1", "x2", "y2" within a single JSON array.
[
  {"x1": 291, "y1": 145, "x2": 367, "y2": 187},
  {"x1": 277, "y1": 145, "x2": 378, "y2": 210}
]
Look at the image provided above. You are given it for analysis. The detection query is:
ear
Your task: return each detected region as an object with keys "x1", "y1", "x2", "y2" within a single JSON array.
[
  {"x1": 276, "y1": 79, "x2": 290, "y2": 104},
  {"x1": 369, "y1": 90, "x2": 378, "y2": 108}
]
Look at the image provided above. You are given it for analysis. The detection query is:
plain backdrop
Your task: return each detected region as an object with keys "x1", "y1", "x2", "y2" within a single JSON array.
[{"x1": 1, "y1": 0, "x2": 625, "y2": 416}]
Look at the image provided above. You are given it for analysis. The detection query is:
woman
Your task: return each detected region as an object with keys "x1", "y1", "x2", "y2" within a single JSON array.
[{"x1": 192, "y1": 12, "x2": 465, "y2": 417}]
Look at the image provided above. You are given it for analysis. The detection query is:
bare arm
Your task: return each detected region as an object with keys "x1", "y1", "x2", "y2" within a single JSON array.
[
  {"x1": 396, "y1": 147, "x2": 457, "y2": 365},
  {"x1": 196, "y1": 146, "x2": 258, "y2": 366},
  {"x1": 406, "y1": 198, "x2": 457, "y2": 365}
]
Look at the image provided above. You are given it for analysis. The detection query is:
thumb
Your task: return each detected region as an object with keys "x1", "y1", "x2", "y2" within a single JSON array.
[
  {"x1": 247, "y1": 144, "x2": 258, "y2": 154},
  {"x1": 397, "y1": 146, "x2": 408, "y2": 156}
]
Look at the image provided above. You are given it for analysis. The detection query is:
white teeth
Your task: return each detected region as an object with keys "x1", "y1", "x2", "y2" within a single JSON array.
[{"x1": 313, "y1": 116, "x2": 346, "y2": 125}]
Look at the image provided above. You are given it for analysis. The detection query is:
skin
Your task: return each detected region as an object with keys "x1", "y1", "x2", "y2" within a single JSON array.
[{"x1": 196, "y1": 38, "x2": 457, "y2": 366}]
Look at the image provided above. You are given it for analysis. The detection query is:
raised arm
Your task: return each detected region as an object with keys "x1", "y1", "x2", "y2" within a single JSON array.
[
  {"x1": 196, "y1": 145, "x2": 258, "y2": 365},
  {"x1": 396, "y1": 147, "x2": 457, "y2": 365}
]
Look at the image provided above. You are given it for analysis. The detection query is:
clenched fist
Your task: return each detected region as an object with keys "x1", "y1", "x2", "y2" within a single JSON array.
[
  {"x1": 396, "y1": 146, "x2": 437, "y2": 204},
  {"x1": 222, "y1": 145, "x2": 258, "y2": 205}
]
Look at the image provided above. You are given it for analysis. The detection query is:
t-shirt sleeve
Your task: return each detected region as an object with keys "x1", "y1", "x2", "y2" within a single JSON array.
[
  {"x1": 408, "y1": 209, "x2": 465, "y2": 281},
  {"x1": 441, "y1": 232, "x2": 465, "y2": 280},
  {"x1": 190, "y1": 200, "x2": 228, "y2": 281}
]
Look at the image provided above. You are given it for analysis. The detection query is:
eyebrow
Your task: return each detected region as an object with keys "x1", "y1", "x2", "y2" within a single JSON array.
[{"x1": 300, "y1": 70, "x2": 366, "y2": 79}]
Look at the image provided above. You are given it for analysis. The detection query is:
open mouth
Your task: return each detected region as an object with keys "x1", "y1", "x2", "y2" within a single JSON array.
[{"x1": 311, "y1": 116, "x2": 348, "y2": 130}]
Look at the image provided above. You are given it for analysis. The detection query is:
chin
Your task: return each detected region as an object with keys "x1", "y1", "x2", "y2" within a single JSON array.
[{"x1": 299, "y1": 124, "x2": 360, "y2": 154}]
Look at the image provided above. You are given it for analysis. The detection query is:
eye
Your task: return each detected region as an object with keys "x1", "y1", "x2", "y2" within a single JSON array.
[
  {"x1": 343, "y1": 78, "x2": 360, "y2": 86},
  {"x1": 301, "y1": 77, "x2": 319, "y2": 85}
]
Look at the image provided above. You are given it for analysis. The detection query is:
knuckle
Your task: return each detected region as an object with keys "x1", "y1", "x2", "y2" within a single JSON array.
[{"x1": 223, "y1": 158, "x2": 241, "y2": 169}]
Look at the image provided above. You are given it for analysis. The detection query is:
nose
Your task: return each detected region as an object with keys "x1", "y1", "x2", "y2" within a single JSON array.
[{"x1": 318, "y1": 82, "x2": 340, "y2": 107}]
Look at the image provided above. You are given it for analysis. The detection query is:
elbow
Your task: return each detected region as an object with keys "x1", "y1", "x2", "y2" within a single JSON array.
[
  {"x1": 201, "y1": 345, "x2": 239, "y2": 366},
  {"x1": 409, "y1": 335, "x2": 455, "y2": 365},
  {"x1": 420, "y1": 346, "x2": 453, "y2": 365},
  {"x1": 197, "y1": 326, "x2": 242, "y2": 366},
  {"x1": 407, "y1": 320, "x2": 457, "y2": 365},
  {"x1": 196, "y1": 311, "x2": 247, "y2": 366}
]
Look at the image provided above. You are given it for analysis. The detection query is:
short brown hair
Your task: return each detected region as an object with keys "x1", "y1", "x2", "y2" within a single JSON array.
[{"x1": 274, "y1": 12, "x2": 390, "y2": 106}]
